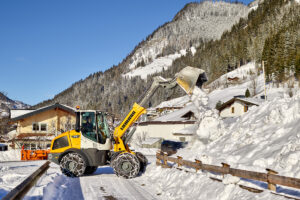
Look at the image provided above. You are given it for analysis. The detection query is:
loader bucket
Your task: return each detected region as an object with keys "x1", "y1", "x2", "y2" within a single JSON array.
[{"x1": 176, "y1": 66, "x2": 207, "y2": 95}]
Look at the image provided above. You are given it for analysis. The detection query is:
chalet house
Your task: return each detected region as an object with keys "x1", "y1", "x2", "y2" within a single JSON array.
[
  {"x1": 217, "y1": 98, "x2": 259, "y2": 118},
  {"x1": 10, "y1": 103, "x2": 76, "y2": 149},
  {"x1": 134, "y1": 103, "x2": 198, "y2": 144}
]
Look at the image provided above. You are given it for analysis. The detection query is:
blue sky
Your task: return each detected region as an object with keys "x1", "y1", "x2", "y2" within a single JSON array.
[{"x1": 0, "y1": 0, "x2": 253, "y2": 105}]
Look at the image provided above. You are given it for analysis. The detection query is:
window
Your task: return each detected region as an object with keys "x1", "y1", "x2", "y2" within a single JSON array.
[
  {"x1": 52, "y1": 136, "x2": 69, "y2": 150},
  {"x1": 231, "y1": 107, "x2": 235, "y2": 113},
  {"x1": 244, "y1": 105, "x2": 248, "y2": 112},
  {"x1": 40, "y1": 124, "x2": 47, "y2": 131},
  {"x1": 81, "y1": 112, "x2": 97, "y2": 142},
  {"x1": 32, "y1": 123, "x2": 39, "y2": 131},
  {"x1": 32, "y1": 123, "x2": 48, "y2": 132}
]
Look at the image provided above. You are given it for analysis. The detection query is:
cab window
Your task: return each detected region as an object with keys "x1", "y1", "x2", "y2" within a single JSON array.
[
  {"x1": 52, "y1": 136, "x2": 69, "y2": 150},
  {"x1": 81, "y1": 112, "x2": 97, "y2": 142}
]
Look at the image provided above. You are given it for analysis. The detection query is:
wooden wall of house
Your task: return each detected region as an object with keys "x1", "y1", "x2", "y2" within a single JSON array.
[{"x1": 17, "y1": 109, "x2": 76, "y2": 135}]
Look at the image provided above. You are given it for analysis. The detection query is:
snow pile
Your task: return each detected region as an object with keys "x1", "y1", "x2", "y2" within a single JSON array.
[
  {"x1": 155, "y1": 95, "x2": 190, "y2": 108},
  {"x1": 141, "y1": 86, "x2": 300, "y2": 199},
  {"x1": 0, "y1": 150, "x2": 21, "y2": 161}
]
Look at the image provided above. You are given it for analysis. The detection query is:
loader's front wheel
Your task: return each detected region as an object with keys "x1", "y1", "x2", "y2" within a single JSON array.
[
  {"x1": 60, "y1": 152, "x2": 86, "y2": 177},
  {"x1": 111, "y1": 153, "x2": 140, "y2": 179}
]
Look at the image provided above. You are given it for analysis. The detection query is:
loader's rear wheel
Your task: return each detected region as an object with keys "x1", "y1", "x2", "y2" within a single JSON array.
[
  {"x1": 84, "y1": 166, "x2": 98, "y2": 175},
  {"x1": 111, "y1": 153, "x2": 140, "y2": 179},
  {"x1": 60, "y1": 152, "x2": 86, "y2": 177},
  {"x1": 136, "y1": 152, "x2": 148, "y2": 174}
]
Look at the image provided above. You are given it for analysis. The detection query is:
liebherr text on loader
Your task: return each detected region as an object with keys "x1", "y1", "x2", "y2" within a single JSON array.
[{"x1": 48, "y1": 66, "x2": 207, "y2": 178}]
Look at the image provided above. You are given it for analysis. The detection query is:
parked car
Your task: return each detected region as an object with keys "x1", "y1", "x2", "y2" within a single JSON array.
[{"x1": 160, "y1": 140, "x2": 187, "y2": 156}]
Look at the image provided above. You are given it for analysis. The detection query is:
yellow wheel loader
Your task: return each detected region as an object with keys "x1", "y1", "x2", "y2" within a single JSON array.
[{"x1": 48, "y1": 66, "x2": 207, "y2": 178}]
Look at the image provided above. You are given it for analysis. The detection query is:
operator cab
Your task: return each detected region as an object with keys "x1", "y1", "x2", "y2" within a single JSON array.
[{"x1": 75, "y1": 110, "x2": 111, "y2": 144}]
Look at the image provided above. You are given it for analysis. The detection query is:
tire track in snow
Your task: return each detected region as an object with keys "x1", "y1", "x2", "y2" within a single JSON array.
[{"x1": 80, "y1": 166, "x2": 158, "y2": 200}]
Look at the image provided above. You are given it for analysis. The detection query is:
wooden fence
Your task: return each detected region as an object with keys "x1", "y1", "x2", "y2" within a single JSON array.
[{"x1": 156, "y1": 151, "x2": 300, "y2": 192}]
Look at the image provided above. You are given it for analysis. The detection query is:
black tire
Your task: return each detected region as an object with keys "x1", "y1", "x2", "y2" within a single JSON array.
[
  {"x1": 60, "y1": 152, "x2": 87, "y2": 177},
  {"x1": 135, "y1": 152, "x2": 148, "y2": 174},
  {"x1": 111, "y1": 153, "x2": 140, "y2": 179},
  {"x1": 84, "y1": 166, "x2": 98, "y2": 175}
]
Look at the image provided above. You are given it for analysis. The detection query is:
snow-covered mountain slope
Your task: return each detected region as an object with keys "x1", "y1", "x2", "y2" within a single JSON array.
[
  {"x1": 0, "y1": 92, "x2": 29, "y2": 117},
  {"x1": 124, "y1": 50, "x2": 185, "y2": 79},
  {"x1": 125, "y1": 1, "x2": 249, "y2": 75}
]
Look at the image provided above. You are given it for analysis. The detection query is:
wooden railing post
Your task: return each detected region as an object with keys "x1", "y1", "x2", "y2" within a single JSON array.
[
  {"x1": 221, "y1": 163, "x2": 230, "y2": 178},
  {"x1": 163, "y1": 152, "x2": 168, "y2": 167},
  {"x1": 156, "y1": 151, "x2": 162, "y2": 166},
  {"x1": 195, "y1": 159, "x2": 202, "y2": 172},
  {"x1": 266, "y1": 168, "x2": 278, "y2": 191},
  {"x1": 177, "y1": 156, "x2": 183, "y2": 167}
]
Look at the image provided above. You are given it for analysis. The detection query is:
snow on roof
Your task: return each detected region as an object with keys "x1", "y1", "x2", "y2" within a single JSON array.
[
  {"x1": 155, "y1": 95, "x2": 190, "y2": 108},
  {"x1": 7, "y1": 130, "x2": 17, "y2": 139},
  {"x1": 0, "y1": 143, "x2": 8, "y2": 147},
  {"x1": 217, "y1": 97, "x2": 261, "y2": 111},
  {"x1": 10, "y1": 109, "x2": 35, "y2": 118},
  {"x1": 142, "y1": 138, "x2": 162, "y2": 145},
  {"x1": 154, "y1": 103, "x2": 197, "y2": 122},
  {"x1": 173, "y1": 124, "x2": 198, "y2": 135},
  {"x1": 11, "y1": 103, "x2": 76, "y2": 122}
]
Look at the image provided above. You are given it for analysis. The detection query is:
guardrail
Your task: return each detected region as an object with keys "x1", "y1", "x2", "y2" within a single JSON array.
[
  {"x1": 2, "y1": 161, "x2": 50, "y2": 200},
  {"x1": 156, "y1": 151, "x2": 300, "y2": 192}
]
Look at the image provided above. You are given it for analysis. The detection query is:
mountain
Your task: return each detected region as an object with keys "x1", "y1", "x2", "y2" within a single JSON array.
[
  {"x1": 0, "y1": 92, "x2": 30, "y2": 118},
  {"x1": 34, "y1": 1, "x2": 251, "y2": 115},
  {"x1": 35, "y1": 0, "x2": 300, "y2": 118},
  {"x1": 125, "y1": 1, "x2": 249, "y2": 73}
]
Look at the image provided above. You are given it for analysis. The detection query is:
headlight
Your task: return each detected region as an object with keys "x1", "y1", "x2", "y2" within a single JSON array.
[{"x1": 48, "y1": 154, "x2": 53, "y2": 160}]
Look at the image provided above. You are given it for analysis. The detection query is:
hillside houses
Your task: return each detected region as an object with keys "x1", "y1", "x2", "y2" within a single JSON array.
[{"x1": 217, "y1": 97, "x2": 260, "y2": 118}]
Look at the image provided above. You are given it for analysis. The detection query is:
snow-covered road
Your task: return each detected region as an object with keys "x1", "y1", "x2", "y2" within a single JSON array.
[{"x1": 6, "y1": 155, "x2": 159, "y2": 200}]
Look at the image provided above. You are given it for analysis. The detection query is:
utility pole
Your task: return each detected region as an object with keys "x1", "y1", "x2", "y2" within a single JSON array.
[{"x1": 262, "y1": 61, "x2": 267, "y2": 101}]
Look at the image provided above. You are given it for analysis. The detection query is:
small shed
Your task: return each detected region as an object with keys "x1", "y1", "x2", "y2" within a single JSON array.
[{"x1": 217, "y1": 98, "x2": 259, "y2": 118}]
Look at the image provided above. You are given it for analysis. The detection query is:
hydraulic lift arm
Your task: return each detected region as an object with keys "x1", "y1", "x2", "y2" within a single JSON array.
[{"x1": 112, "y1": 66, "x2": 207, "y2": 153}]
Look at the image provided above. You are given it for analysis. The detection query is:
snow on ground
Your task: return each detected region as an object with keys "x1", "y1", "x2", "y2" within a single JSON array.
[
  {"x1": 140, "y1": 88, "x2": 300, "y2": 199},
  {"x1": 0, "y1": 161, "x2": 46, "y2": 199},
  {"x1": 0, "y1": 150, "x2": 21, "y2": 162}
]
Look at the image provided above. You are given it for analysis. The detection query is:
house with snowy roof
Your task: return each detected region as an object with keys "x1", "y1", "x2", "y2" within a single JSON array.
[
  {"x1": 217, "y1": 97, "x2": 260, "y2": 118},
  {"x1": 133, "y1": 103, "x2": 198, "y2": 144},
  {"x1": 9, "y1": 103, "x2": 76, "y2": 149}
]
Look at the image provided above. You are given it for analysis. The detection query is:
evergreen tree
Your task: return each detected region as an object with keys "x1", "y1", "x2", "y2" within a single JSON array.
[{"x1": 245, "y1": 88, "x2": 250, "y2": 97}]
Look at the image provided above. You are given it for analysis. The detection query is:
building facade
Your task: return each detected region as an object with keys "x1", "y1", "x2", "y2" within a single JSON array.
[{"x1": 10, "y1": 103, "x2": 76, "y2": 149}]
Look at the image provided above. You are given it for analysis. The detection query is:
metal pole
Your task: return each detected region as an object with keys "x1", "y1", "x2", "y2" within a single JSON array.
[{"x1": 262, "y1": 61, "x2": 267, "y2": 101}]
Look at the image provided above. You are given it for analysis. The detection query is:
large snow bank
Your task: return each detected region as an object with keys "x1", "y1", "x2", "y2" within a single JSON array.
[
  {"x1": 0, "y1": 150, "x2": 21, "y2": 161},
  {"x1": 141, "y1": 86, "x2": 300, "y2": 199}
]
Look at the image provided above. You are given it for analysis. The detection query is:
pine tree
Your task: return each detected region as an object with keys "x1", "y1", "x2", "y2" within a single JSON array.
[{"x1": 245, "y1": 88, "x2": 250, "y2": 97}]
